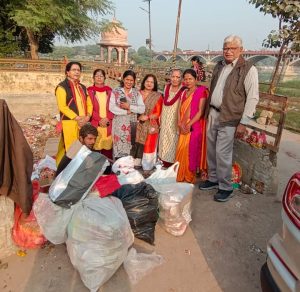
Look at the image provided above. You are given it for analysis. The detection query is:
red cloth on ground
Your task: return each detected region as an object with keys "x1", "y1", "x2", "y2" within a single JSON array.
[{"x1": 94, "y1": 174, "x2": 121, "y2": 198}]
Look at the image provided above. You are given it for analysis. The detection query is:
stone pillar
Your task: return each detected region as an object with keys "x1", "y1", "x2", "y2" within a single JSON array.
[
  {"x1": 124, "y1": 48, "x2": 128, "y2": 64},
  {"x1": 117, "y1": 48, "x2": 122, "y2": 64},
  {"x1": 107, "y1": 47, "x2": 112, "y2": 63},
  {"x1": 100, "y1": 46, "x2": 104, "y2": 62}
]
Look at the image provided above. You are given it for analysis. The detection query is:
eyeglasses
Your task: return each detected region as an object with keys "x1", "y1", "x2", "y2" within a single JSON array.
[
  {"x1": 94, "y1": 75, "x2": 104, "y2": 78},
  {"x1": 223, "y1": 47, "x2": 239, "y2": 52}
]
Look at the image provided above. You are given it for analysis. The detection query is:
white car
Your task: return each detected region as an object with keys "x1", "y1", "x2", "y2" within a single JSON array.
[{"x1": 261, "y1": 172, "x2": 300, "y2": 291}]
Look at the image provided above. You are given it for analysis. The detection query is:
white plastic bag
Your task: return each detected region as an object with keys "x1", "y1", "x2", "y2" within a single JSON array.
[
  {"x1": 124, "y1": 248, "x2": 164, "y2": 285},
  {"x1": 117, "y1": 170, "x2": 144, "y2": 185},
  {"x1": 157, "y1": 183, "x2": 194, "y2": 236},
  {"x1": 66, "y1": 196, "x2": 134, "y2": 292},
  {"x1": 112, "y1": 156, "x2": 135, "y2": 174},
  {"x1": 145, "y1": 162, "x2": 179, "y2": 185},
  {"x1": 112, "y1": 156, "x2": 144, "y2": 185},
  {"x1": 33, "y1": 193, "x2": 75, "y2": 244},
  {"x1": 0, "y1": 196, "x2": 17, "y2": 259}
]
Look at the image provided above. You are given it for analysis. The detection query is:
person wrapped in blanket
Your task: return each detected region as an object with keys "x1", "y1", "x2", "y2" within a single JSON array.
[{"x1": 56, "y1": 123, "x2": 104, "y2": 176}]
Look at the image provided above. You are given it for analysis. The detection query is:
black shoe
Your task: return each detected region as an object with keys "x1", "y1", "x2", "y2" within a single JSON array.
[
  {"x1": 198, "y1": 180, "x2": 219, "y2": 190},
  {"x1": 214, "y1": 189, "x2": 234, "y2": 202}
]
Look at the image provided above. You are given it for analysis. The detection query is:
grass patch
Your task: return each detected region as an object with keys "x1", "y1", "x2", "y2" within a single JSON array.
[
  {"x1": 259, "y1": 81, "x2": 300, "y2": 98},
  {"x1": 258, "y1": 81, "x2": 300, "y2": 132}
]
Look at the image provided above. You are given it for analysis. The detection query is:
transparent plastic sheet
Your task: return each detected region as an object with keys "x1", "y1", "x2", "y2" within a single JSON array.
[
  {"x1": 156, "y1": 183, "x2": 194, "y2": 236},
  {"x1": 49, "y1": 146, "x2": 109, "y2": 208},
  {"x1": 66, "y1": 196, "x2": 134, "y2": 292},
  {"x1": 33, "y1": 193, "x2": 75, "y2": 244},
  {"x1": 124, "y1": 248, "x2": 164, "y2": 285},
  {"x1": 111, "y1": 182, "x2": 159, "y2": 245},
  {"x1": 31, "y1": 155, "x2": 57, "y2": 180},
  {"x1": 0, "y1": 196, "x2": 17, "y2": 259}
]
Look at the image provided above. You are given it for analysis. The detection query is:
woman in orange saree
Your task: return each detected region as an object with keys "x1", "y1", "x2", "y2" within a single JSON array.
[{"x1": 176, "y1": 69, "x2": 208, "y2": 183}]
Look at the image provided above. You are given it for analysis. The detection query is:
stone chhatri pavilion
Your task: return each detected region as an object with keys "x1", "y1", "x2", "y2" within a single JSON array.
[{"x1": 98, "y1": 18, "x2": 131, "y2": 64}]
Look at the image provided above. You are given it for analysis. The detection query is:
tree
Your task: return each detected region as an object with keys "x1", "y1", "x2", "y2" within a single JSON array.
[
  {"x1": 9, "y1": 0, "x2": 115, "y2": 59},
  {"x1": 249, "y1": 0, "x2": 300, "y2": 93}
]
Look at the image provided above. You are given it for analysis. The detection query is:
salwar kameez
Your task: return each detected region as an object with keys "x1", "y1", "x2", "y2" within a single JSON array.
[
  {"x1": 88, "y1": 85, "x2": 113, "y2": 159},
  {"x1": 56, "y1": 80, "x2": 93, "y2": 164},
  {"x1": 109, "y1": 87, "x2": 145, "y2": 159}
]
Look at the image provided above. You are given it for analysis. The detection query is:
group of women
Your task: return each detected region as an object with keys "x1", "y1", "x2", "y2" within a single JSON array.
[{"x1": 55, "y1": 61, "x2": 208, "y2": 183}]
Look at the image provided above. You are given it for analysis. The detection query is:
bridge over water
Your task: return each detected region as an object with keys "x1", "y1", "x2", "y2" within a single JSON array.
[{"x1": 154, "y1": 50, "x2": 300, "y2": 67}]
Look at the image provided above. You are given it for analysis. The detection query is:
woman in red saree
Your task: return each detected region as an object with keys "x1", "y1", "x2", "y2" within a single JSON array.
[
  {"x1": 88, "y1": 69, "x2": 113, "y2": 159},
  {"x1": 131, "y1": 74, "x2": 163, "y2": 172},
  {"x1": 176, "y1": 69, "x2": 208, "y2": 183}
]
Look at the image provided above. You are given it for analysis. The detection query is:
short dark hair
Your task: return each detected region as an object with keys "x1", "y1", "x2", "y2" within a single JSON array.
[
  {"x1": 140, "y1": 74, "x2": 158, "y2": 91},
  {"x1": 183, "y1": 68, "x2": 197, "y2": 79},
  {"x1": 120, "y1": 70, "x2": 136, "y2": 87},
  {"x1": 79, "y1": 123, "x2": 98, "y2": 139},
  {"x1": 191, "y1": 56, "x2": 200, "y2": 64},
  {"x1": 93, "y1": 68, "x2": 106, "y2": 78},
  {"x1": 65, "y1": 61, "x2": 82, "y2": 74}
]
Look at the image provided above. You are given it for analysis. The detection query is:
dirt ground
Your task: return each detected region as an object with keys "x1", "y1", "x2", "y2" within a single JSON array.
[{"x1": 1, "y1": 93, "x2": 300, "y2": 292}]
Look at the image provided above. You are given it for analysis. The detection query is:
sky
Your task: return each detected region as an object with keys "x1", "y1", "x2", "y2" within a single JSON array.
[{"x1": 64, "y1": 0, "x2": 279, "y2": 52}]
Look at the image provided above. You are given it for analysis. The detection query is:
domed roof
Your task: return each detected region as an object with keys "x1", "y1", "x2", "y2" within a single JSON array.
[{"x1": 100, "y1": 18, "x2": 129, "y2": 46}]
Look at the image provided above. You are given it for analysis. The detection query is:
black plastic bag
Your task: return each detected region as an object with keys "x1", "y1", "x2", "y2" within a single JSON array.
[{"x1": 111, "y1": 182, "x2": 159, "y2": 244}]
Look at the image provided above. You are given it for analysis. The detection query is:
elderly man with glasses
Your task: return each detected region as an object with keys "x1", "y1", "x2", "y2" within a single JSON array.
[{"x1": 199, "y1": 35, "x2": 259, "y2": 202}]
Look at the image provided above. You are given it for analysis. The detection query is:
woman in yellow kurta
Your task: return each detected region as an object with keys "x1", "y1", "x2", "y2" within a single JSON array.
[
  {"x1": 88, "y1": 69, "x2": 113, "y2": 159},
  {"x1": 55, "y1": 62, "x2": 93, "y2": 164},
  {"x1": 176, "y1": 69, "x2": 208, "y2": 183}
]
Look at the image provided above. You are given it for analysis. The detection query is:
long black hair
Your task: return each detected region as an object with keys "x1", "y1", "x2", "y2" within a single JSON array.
[
  {"x1": 191, "y1": 56, "x2": 201, "y2": 65},
  {"x1": 120, "y1": 70, "x2": 136, "y2": 87},
  {"x1": 183, "y1": 68, "x2": 197, "y2": 79}
]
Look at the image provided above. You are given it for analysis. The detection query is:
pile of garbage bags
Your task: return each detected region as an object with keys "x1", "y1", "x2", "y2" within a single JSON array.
[{"x1": 34, "y1": 193, "x2": 134, "y2": 291}]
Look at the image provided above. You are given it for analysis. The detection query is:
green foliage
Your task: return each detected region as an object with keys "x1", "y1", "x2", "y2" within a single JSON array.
[
  {"x1": 8, "y1": 0, "x2": 114, "y2": 58},
  {"x1": 249, "y1": 0, "x2": 300, "y2": 50}
]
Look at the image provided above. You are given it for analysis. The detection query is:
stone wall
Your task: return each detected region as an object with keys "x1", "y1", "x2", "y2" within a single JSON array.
[
  {"x1": 233, "y1": 139, "x2": 278, "y2": 195},
  {"x1": 0, "y1": 72, "x2": 119, "y2": 94},
  {"x1": 0, "y1": 72, "x2": 95, "y2": 94}
]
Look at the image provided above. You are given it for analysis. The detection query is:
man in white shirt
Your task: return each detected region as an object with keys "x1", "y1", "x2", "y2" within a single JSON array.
[{"x1": 199, "y1": 35, "x2": 259, "y2": 202}]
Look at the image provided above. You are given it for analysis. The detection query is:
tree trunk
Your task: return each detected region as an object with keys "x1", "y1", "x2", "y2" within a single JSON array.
[
  {"x1": 268, "y1": 41, "x2": 287, "y2": 94},
  {"x1": 26, "y1": 29, "x2": 39, "y2": 60}
]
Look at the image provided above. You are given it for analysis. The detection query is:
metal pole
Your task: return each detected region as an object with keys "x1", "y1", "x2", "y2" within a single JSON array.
[
  {"x1": 148, "y1": 0, "x2": 152, "y2": 66},
  {"x1": 140, "y1": 0, "x2": 153, "y2": 67},
  {"x1": 173, "y1": 0, "x2": 182, "y2": 66}
]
